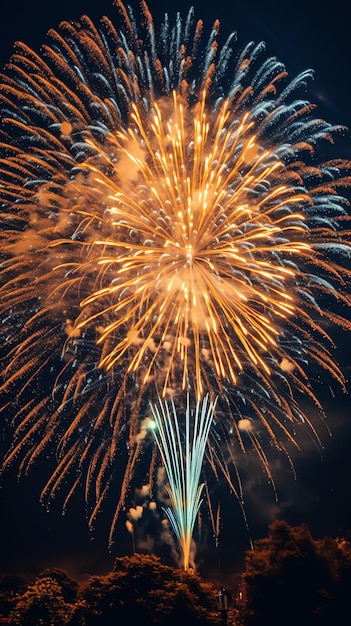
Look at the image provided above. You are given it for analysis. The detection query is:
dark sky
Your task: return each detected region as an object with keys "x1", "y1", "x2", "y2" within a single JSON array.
[{"x1": 0, "y1": 0, "x2": 351, "y2": 585}]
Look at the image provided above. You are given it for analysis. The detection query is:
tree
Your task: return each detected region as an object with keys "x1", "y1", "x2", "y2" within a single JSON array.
[
  {"x1": 315, "y1": 535, "x2": 351, "y2": 623},
  {"x1": 35, "y1": 569, "x2": 78, "y2": 604},
  {"x1": 83, "y1": 553, "x2": 221, "y2": 626},
  {"x1": 240, "y1": 520, "x2": 333, "y2": 626},
  {"x1": 9, "y1": 577, "x2": 73, "y2": 626},
  {"x1": 0, "y1": 576, "x2": 27, "y2": 618}
]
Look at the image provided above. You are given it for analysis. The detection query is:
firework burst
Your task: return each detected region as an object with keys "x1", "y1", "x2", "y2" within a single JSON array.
[{"x1": 1, "y1": 1, "x2": 351, "y2": 550}]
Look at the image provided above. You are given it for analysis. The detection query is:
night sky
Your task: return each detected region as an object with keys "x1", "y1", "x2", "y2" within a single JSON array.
[{"x1": 1, "y1": 0, "x2": 351, "y2": 584}]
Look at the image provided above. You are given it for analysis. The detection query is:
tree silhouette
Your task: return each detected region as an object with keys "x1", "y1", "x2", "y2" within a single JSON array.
[
  {"x1": 240, "y1": 520, "x2": 351, "y2": 626},
  {"x1": 83, "y1": 553, "x2": 221, "y2": 626},
  {"x1": 35, "y1": 569, "x2": 78, "y2": 604},
  {"x1": 0, "y1": 575, "x2": 27, "y2": 618},
  {"x1": 9, "y1": 577, "x2": 73, "y2": 626}
]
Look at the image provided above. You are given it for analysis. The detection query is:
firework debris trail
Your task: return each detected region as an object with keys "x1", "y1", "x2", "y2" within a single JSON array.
[{"x1": 0, "y1": 0, "x2": 351, "y2": 564}]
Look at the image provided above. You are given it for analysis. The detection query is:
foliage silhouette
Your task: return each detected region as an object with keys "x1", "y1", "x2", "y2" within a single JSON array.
[{"x1": 240, "y1": 520, "x2": 351, "y2": 626}]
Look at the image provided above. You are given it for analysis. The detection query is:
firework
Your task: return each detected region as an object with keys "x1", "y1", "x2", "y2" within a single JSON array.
[
  {"x1": 150, "y1": 394, "x2": 216, "y2": 570},
  {"x1": 0, "y1": 1, "x2": 351, "y2": 551}
]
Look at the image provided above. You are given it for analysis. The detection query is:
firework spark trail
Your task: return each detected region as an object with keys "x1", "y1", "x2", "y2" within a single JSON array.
[
  {"x1": 150, "y1": 394, "x2": 217, "y2": 570},
  {"x1": 0, "y1": 0, "x2": 351, "y2": 551},
  {"x1": 75, "y1": 91, "x2": 317, "y2": 398}
]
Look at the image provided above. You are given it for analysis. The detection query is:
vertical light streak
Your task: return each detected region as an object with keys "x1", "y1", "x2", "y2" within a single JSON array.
[{"x1": 150, "y1": 394, "x2": 217, "y2": 570}]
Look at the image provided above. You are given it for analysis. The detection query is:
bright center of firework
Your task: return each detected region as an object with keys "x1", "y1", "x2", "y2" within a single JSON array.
[{"x1": 67, "y1": 90, "x2": 312, "y2": 397}]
